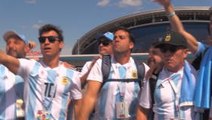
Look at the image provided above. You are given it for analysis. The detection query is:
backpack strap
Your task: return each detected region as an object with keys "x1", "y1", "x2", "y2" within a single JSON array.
[
  {"x1": 101, "y1": 55, "x2": 111, "y2": 81},
  {"x1": 134, "y1": 59, "x2": 145, "y2": 88},
  {"x1": 104, "y1": 78, "x2": 142, "y2": 83},
  {"x1": 101, "y1": 56, "x2": 145, "y2": 88},
  {"x1": 147, "y1": 72, "x2": 160, "y2": 120},
  {"x1": 149, "y1": 72, "x2": 159, "y2": 106}
]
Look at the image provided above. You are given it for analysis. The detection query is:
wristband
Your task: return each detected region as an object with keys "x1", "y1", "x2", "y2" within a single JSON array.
[{"x1": 167, "y1": 11, "x2": 176, "y2": 18}]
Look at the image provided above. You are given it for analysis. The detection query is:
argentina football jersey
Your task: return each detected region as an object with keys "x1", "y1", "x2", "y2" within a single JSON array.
[
  {"x1": 0, "y1": 65, "x2": 24, "y2": 120},
  {"x1": 18, "y1": 59, "x2": 81, "y2": 120}
]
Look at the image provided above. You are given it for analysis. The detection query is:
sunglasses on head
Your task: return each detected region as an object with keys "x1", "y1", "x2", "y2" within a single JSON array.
[
  {"x1": 38, "y1": 36, "x2": 60, "y2": 43},
  {"x1": 98, "y1": 40, "x2": 112, "y2": 46}
]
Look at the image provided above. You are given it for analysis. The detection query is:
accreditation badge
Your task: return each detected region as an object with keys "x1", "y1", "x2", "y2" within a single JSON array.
[
  {"x1": 36, "y1": 110, "x2": 51, "y2": 120},
  {"x1": 115, "y1": 102, "x2": 129, "y2": 119}
]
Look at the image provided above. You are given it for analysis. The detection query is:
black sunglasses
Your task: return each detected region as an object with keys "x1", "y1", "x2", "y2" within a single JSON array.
[
  {"x1": 98, "y1": 40, "x2": 112, "y2": 46},
  {"x1": 160, "y1": 45, "x2": 177, "y2": 53},
  {"x1": 158, "y1": 44, "x2": 185, "y2": 53},
  {"x1": 38, "y1": 36, "x2": 60, "y2": 43}
]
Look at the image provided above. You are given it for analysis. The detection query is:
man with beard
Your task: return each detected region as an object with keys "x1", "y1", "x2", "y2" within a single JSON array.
[
  {"x1": 0, "y1": 31, "x2": 33, "y2": 119},
  {"x1": 79, "y1": 27, "x2": 149, "y2": 120}
]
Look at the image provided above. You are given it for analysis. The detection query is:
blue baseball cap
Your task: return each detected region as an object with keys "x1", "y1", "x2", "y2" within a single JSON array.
[
  {"x1": 97, "y1": 32, "x2": 114, "y2": 41},
  {"x1": 3, "y1": 31, "x2": 28, "y2": 44}
]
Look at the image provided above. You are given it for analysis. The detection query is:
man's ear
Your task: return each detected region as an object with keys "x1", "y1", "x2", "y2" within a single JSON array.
[
  {"x1": 59, "y1": 41, "x2": 64, "y2": 49},
  {"x1": 129, "y1": 41, "x2": 134, "y2": 50},
  {"x1": 25, "y1": 44, "x2": 30, "y2": 53},
  {"x1": 183, "y1": 49, "x2": 189, "y2": 58},
  {"x1": 25, "y1": 41, "x2": 36, "y2": 53}
]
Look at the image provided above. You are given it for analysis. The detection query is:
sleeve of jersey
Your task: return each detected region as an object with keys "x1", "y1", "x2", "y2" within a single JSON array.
[
  {"x1": 87, "y1": 59, "x2": 103, "y2": 83},
  {"x1": 17, "y1": 58, "x2": 35, "y2": 80},
  {"x1": 194, "y1": 42, "x2": 208, "y2": 57},
  {"x1": 70, "y1": 71, "x2": 82, "y2": 100},
  {"x1": 138, "y1": 79, "x2": 151, "y2": 109},
  {"x1": 79, "y1": 61, "x2": 91, "y2": 78}
]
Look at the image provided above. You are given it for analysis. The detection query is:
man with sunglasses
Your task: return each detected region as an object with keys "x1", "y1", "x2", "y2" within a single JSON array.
[
  {"x1": 154, "y1": 0, "x2": 212, "y2": 119},
  {"x1": 137, "y1": 31, "x2": 200, "y2": 120},
  {"x1": 80, "y1": 32, "x2": 114, "y2": 87},
  {"x1": 79, "y1": 27, "x2": 149, "y2": 120},
  {"x1": 97, "y1": 32, "x2": 114, "y2": 55},
  {"x1": 0, "y1": 24, "x2": 82, "y2": 120},
  {"x1": 76, "y1": 32, "x2": 114, "y2": 120}
]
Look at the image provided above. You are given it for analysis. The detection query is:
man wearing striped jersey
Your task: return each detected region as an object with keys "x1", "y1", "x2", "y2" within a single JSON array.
[
  {"x1": 0, "y1": 31, "x2": 33, "y2": 119},
  {"x1": 79, "y1": 27, "x2": 149, "y2": 120},
  {"x1": 0, "y1": 24, "x2": 82, "y2": 120},
  {"x1": 137, "y1": 32, "x2": 200, "y2": 120},
  {"x1": 154, "y1": 0, "x2": 212, "y2": 119}
]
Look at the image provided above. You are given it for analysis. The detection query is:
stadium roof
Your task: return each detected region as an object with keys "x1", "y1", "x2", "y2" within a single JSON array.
[{"x1": 72, "y1": 6, "x2": 211, "y2": 54}]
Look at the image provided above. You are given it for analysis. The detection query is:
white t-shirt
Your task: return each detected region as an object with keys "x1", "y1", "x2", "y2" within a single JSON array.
[
  {"x1": 18, "y1": 59, "x2": 82, "y2": 120},
  {"x1": 87, "y1": 56, "x2": 149, "y2": 120},
  {"x1": 79, "y1": 61, "x2": 93, "y2": 78}
]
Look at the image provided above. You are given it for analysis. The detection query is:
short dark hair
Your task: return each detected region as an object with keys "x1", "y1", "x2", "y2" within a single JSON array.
[
  {"x1": 39, "y1": 24, "x2": 64, "y2": 41},
  {"x1": 114, "y1": 27, "x2": 135, "y2": 44}
]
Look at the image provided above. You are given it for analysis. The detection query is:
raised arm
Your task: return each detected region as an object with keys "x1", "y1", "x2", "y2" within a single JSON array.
[
  {"x1": 0, "y1": 50, "x2": 20, "y2": 74},
  {"x1": 154, "y1": 0, "x2": 199, "y2": 53}
]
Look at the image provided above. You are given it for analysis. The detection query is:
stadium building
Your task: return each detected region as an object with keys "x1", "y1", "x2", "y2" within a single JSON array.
[
  {"x1": 72, "y1": 6, "x2": 211, "y2": 55},
  {"x1": 58, "y1": 6, "x2": 211, "y2": 70}
]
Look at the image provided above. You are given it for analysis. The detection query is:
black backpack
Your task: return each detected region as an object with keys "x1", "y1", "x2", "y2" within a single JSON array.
[{"x1": 101, "y1": 55, "x2": 145, "y2": 88}]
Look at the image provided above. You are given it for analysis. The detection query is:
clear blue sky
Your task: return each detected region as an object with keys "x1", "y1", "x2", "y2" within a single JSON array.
[{"x1": 0, "y1": 0, "x2": 211, "y2": 55}]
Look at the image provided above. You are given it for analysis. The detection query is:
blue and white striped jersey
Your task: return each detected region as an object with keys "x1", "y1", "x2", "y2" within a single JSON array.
[
  {"x1": 195, "y1": 42, "x2": 208, "y2": 57},
  {"x1": 18, "y1": 59, "x2": 82, "y2": 120},
  {"x1": 0, "y1": 64, "x2": 24, "y2": 120},
  {"x1": 139, "y1": 67, "x2": 199, "y2": 120},
  {"x1": 87, "y1": 57, "x2": 149, "y2": 120},
  {"x1": 196, "y1": 42, "x2": 212, "y2": 118}
]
